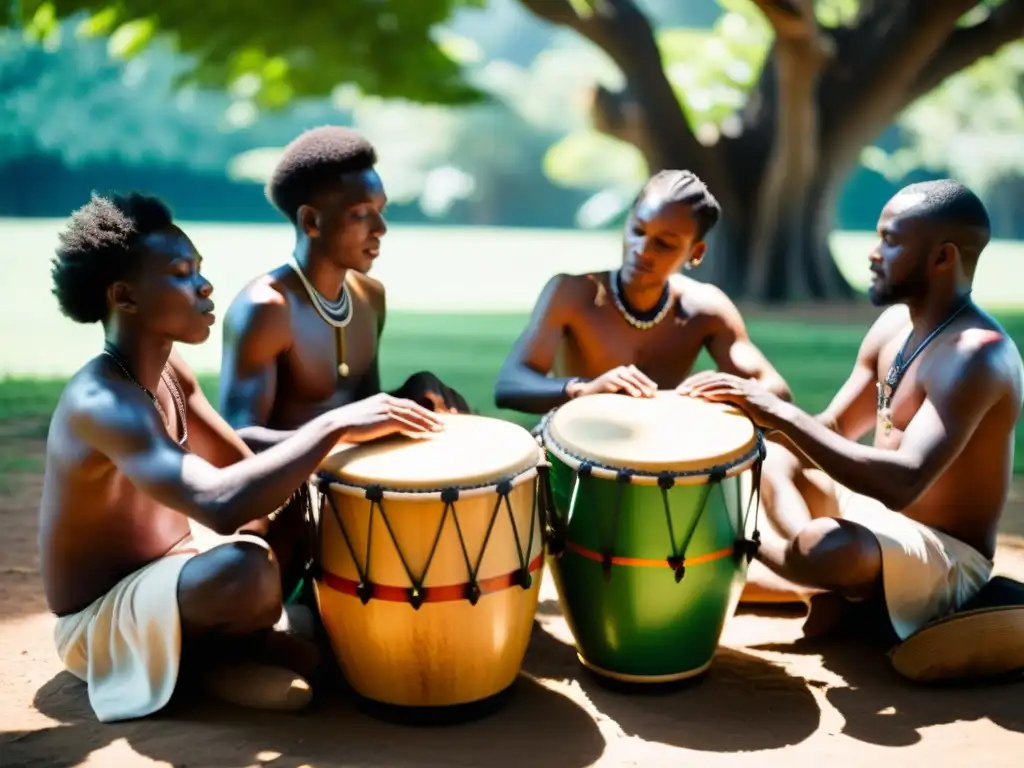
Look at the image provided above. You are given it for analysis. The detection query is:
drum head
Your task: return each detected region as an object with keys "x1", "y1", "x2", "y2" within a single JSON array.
[
  {"x1": 544, "y1": 391, "x2": 758, "y2": 476},
  {"x1": 319, "y1": 413, "x2": 539, "y2": 491}
]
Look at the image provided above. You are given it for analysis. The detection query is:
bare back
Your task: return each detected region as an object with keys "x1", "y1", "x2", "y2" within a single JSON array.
[
  {"x1": 862, "y1": 306, "x2": 1022, "y2": 557},
  {"x1": 39, "y1": 359, "x2": 192, "y2": 616},
  {"x1": 220, "y1": 266, "x2": 384, "y2": 431}
]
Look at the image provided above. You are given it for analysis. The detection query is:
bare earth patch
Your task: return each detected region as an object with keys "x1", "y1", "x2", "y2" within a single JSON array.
[{"x1": 3, "y1": 423, "x2": 1024, "y2": 766}]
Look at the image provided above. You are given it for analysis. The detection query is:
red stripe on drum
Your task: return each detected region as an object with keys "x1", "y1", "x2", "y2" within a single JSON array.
[
  {"x1": 320, "y1": 552, "x2": 544, "y2": 604},
  {"x1": 565, "y1": 541, "x2": 734, "y2": 569}
]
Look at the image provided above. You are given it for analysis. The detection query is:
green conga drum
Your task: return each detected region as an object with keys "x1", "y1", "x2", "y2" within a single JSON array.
[{"x1": 539, "y1": 392, "x2": 764, "y2": 684}]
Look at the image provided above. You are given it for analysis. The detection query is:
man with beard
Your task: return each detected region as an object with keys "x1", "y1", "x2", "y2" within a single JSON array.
[
  {"x1": 680, "y1": 179, "x2": 1023, "y2": 641},
  {"x1": 494, "y1": 169, "x2": 793, "y2": 603},
  {"x1": 218, "y1": 126, "x2": 470, "y2": 596},
  {"x1": 40, "y1": 192, "x2": 443, "y2": 721}
]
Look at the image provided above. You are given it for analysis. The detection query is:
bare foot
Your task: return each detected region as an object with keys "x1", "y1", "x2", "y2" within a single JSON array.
[
  {"x1": 203, "y1": 663, "x2": 312, "y2": 713},
  {"x1": 262, "y1": 629, "x2": 322, "y2": 682}
]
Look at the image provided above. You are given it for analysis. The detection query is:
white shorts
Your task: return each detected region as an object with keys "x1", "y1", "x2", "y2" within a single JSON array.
[{"x1": 835, "y1": 487, "x2": 994, "y2": 640}]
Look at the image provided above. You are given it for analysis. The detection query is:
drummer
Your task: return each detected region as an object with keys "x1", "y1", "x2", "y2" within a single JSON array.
[
  {"x1": 680, "y1": 179, "x2": 1023, "y2": 640},
  {"x1": 39, "y1": 191, "x2": 444, "y2": 722},
  {"x1": 218, "y1": 125, "x2": 471, "y2": 594},
  {"x1": 492, "y1": 169, "x2": 792, "y2": 415}
]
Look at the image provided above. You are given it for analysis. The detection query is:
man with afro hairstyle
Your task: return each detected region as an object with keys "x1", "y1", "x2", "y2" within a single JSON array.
[
  {"x1": 218, "y1": 125, "x2": 470, "y2": 598},
  {"x1": 40, "y1": 191, "x2": 443, "y2": 722}
]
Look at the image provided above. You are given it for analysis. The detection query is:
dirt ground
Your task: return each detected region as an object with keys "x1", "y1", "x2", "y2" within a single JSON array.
[{"x1": 3, "y1": 434, "x2": 1024, "y2": 768}]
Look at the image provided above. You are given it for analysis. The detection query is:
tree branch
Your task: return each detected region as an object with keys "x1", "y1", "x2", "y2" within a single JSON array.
[
  {"x1": 908, "y1": 0, "x2": 1024, "y2": 104},
  {"x1": 819, "y1": 0, "x2": 978, "y2": 177},
  {"x1": 518, "y1": 0, "x2": 734, "y2": 205}
]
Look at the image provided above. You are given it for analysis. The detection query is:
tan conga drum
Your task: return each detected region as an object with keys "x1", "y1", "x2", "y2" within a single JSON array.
[{"x1": 312, "y1": 413, "x2": 544, "y2": 723}]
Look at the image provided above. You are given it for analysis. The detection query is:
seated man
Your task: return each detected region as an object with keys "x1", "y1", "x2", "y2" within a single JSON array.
[
  {"x1": 680, "y1": 179, "x2": 1024, "y2": 641},
  {"x1": 493, "y1": 169, "x2": 791, "y2": 414},
  {"x1": 218, "y1": 125, "x2": 469, "y2": 593},
  {"x1": 40, "y1": 192, "x2": 443, "y2": 723},
  {"x1": 493, "y1": 170, "x2": 792, "y2": 603}
]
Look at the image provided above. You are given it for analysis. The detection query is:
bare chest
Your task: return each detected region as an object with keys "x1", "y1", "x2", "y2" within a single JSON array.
[
  {"x1": 273, "y1": 300, "x2": 380, "y2": 426},
  {"x1": 562, "y1": 308, "x2": 710, "y2": 387},
  {"x1": 874, "y1": 337, "x2": 928, "y2": 444}
]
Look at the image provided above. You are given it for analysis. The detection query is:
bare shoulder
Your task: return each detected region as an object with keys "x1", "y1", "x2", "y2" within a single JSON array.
[
  {"x1": 951, "y1": 321, "x2": 1024, "y2": 392},
  {"x1": 670, "y1": 275, "x2": 745, "y2": 324},
  {"x1": 221, "y1": 268, "x2": 293, "y2": 348},
  {"x1": 348, "y1": 271, "x2": 386, "y2": 315},
  {"x1": 546, "y1": 272, "x2": 607, "y2": 310},
  {"x1": 59, "y1": 363, "x2": 159, "y2": 449}
]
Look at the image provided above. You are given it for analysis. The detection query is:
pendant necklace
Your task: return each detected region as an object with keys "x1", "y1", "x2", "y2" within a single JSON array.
[
  {"x1": 608, "y1": 269, "x2": 674, "y2": 330},
  {"x1": 877, "y1": 293, "x2": 972, "y2": 435},
  {"x1": 289, "y1": 259, "x2": 354, "y2": 378},
  {"x1": 102, "y1": 342, "x2": 188, "y2": 446}
]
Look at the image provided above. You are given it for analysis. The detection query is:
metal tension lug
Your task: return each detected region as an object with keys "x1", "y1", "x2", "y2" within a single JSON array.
[
  {"x1": 514, "y1": 567, "x2": 532, "y2": 590},
  {"x1": 667, "y1": 556, "x2": 686, "y2": 584},
  {"x1": 465, "y1": 582, "x2": 482, "y2": 606},
  {"x1": 408, "y1": 586, "x2": 425, "y2": 610},
  {"x1": 355, "y1": 581, "x2": 374, "y2": 605}
]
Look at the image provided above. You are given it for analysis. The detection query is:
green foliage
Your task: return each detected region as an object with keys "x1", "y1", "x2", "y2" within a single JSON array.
[
  {"x1": 13, "y1": 0, "x2": 488, "y2": 108},
  {"x1": 861, "y1": 37, "x2": 1024, "y2": 199}
]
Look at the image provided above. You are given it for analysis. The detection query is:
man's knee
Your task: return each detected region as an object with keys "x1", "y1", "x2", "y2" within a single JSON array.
[
  {"x1": 179, "y1": 537, "x2": 284, "y2": 636},
  {"x1": 786, "y1": 518, "x2": 882, "y2": 594}
]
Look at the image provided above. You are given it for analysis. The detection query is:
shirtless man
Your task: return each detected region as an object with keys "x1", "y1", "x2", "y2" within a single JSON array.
[
  {"x1": 680, "y1": 179, "x2": 1024, "y2": 641},
  {"x1": 218, "y1": 126, "x2": 468, "y2": 593},
  {"x1": 493, "y1": 169, "x2": 791, "y2": 415},
  {"x1": 39, "y1": 192, "x2": 443, "y2": 722}
]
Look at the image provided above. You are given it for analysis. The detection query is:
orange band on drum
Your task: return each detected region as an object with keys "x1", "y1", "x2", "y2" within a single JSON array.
[
  {"x1": 565, "y1": 541, "x2": 734, "y2": 569},
  {"x1": 320, "y1": 552, "x2": 544, "y2": 604}
]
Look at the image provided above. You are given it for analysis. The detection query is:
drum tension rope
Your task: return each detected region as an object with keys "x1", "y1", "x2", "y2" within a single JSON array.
[{"x1": 315, "y1": 474, "x2": 538, "y2": 610}]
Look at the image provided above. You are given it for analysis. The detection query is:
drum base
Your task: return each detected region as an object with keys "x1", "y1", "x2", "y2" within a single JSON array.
[
  {"x1": 578, "y1": 653, "x2": 712, "y2": 693},
  {"x1": 353, "y1": 683, "x2": 515, "y2": 727}
]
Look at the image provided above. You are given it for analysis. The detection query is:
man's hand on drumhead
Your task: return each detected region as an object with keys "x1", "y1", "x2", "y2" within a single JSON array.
[
  {"x1": 677, "y1": 372, "x2": 791, "y2": 429},
  {"x1": 332, "y1": 393, "x2": 444, "y2": 442},
  {"x1": 576, "y1": 365, "x2": 657, "y2": 399}
]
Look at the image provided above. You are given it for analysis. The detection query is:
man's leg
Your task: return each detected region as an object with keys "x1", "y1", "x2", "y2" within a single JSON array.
[
  {"x1": 741, "y1": 442, "x2": 840, "y2": 604},
  {"x1": 756, "y1": 516, "x2": 885, "y2": 637},
  {"x1": 177, "y1": 536, "x2": 320, "y2": 708}
]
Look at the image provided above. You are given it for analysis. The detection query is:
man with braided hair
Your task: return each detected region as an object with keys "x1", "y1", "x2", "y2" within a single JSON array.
[
  {"x1": 218, "y1": 126, "x2": 470, "y2": 597},
  {"x1": 495, "y1": 169, "x2": 793, "y2": 603},
  {"x1": 494, "y1": 169, "x2": 790, "y2": 413}
]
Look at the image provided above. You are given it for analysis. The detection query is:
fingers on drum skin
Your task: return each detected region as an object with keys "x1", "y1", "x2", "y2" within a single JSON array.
[{"x1": 178, "y1": 538, "x2": 284, "y2": 636}]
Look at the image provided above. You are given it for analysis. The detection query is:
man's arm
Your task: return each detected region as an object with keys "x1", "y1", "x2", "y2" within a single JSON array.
[
  {"x1": 774, "y1": 339, "x2": 1009, "y2": 511},
  {"x1": 701, "y1": 287, "x2": 793, "y2": 402},
  {"x1": 71, "y1": 382, "x2": 355, "y2": 536},
  {"x1": 493, "y1": 274, "x2": 581, "y2": 414},
  {"x1": 218, "y1": 284, "x2": 294, "y2": 450},
  {"x1": 359, "y1": 276, "x2": 386, "y2": 400}
]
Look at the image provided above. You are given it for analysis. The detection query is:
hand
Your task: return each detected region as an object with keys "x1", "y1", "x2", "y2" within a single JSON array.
[
  {"x1": 331, "y1": 393, "x2": 444, "y2": 443},
  {"x1": 677, "y1": 372, "x2": 791, "y2": 430},
  {"x1": 391, "y1": 371, "x2": 472, "y2": 414},
  {"x1": 574, "y1": 365, "x2": 658, "y2": 399}
]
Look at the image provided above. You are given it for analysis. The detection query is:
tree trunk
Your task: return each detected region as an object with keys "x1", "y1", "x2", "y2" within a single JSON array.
[{"x1": 695, "y1": 171, "x2": 856, "y2": 303}]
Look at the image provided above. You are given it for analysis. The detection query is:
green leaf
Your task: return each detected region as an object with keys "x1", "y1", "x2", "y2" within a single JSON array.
[
  {"x1": 543, "y1": 129, "x2": 648, "y2": 190},
  {"x1": 76, "y1": 7, "x2": 119, "y2": 38},
  {"x1": 107, "y1": 17, "x2": 156, "y2": 59}
]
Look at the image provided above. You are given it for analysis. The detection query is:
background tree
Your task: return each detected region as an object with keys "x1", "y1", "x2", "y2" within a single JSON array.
[{"x1": 6, "y1": 0, "x2": 1023, "y2": 301}]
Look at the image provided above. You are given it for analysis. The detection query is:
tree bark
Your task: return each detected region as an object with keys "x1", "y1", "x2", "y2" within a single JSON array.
[{"x1": 519, "y1": 0, "x2": 1024, "y2": 302}]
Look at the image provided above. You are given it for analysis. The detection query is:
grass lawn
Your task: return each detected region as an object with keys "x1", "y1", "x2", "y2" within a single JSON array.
[{"x1": 1, "y1": 221, "x2": 1022, "y2": 486}]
